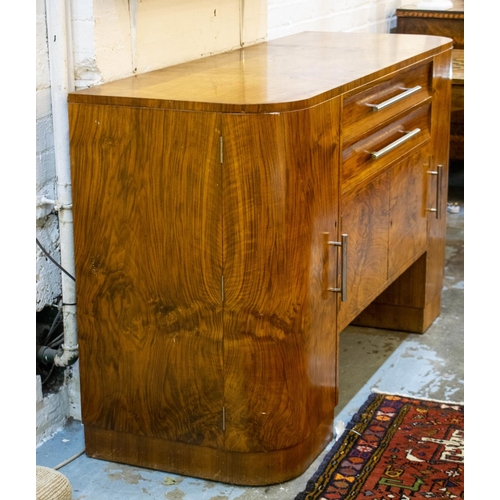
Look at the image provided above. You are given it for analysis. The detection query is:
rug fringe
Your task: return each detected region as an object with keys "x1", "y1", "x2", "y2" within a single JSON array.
[{"x1": 370, "y1": 388, "x2": 464, "y2": 405}]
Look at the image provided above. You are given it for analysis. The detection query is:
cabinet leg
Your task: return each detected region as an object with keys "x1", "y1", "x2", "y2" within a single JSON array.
[
  {"x1": 352, "y1": 294, "x2": 441, "y2": 334},
  {"x1": 351, "y1": 253, "x2": 443, "y2": 334}
]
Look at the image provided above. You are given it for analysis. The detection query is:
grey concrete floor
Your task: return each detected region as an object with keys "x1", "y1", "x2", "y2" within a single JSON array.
[{"x1": 36, "y1": 168, "x2": 464, "y2": 500}]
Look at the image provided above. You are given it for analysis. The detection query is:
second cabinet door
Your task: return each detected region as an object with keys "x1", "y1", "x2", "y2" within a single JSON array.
[
  {"x1": 338, "y1": 147, "x2": 429, "y2": 331},
  {"x1": 388, "y1": 147, "x2": 428, "y2": 277}
]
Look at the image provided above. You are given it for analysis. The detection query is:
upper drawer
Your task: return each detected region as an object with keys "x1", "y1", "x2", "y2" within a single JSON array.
[{"x1": 342, "y1": 61, "x2": 432, "y2": 144}]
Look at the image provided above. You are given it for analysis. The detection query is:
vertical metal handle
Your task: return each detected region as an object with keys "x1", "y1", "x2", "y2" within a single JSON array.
[
  {"x1": 427, "y1": 164, "x2": 443, "y2": 219},
  {"x1": 328, "y1": 234, "x2": 348, "y2": 302}
]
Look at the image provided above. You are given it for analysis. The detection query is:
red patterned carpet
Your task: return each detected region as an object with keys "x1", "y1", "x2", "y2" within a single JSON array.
[{"x1": 296, "y1": 392, "x2": 464, "y2": 499}]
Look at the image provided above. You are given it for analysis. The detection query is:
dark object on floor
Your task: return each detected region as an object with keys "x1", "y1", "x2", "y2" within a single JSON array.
[{"x1": 295, "y1": 392, "x2": 464, "y2": 500}]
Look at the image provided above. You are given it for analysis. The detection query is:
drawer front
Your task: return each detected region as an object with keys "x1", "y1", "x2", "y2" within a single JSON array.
[
  {"x1": 342, "y1": 61, "x2": 432, "y2": 145},
  {"x1": 342, "y1": 102, "x2": 431, "y2": 192}
]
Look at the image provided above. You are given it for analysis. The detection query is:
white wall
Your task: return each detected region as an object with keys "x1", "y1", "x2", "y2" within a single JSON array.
[
  {"x1": 268, "y1": 0, "x2": 400, "y2": 40},
  {"x1": 36, "y1": 0, "x2": 400, "y2": 442},
  {"x1": 37, "y1": 0, "x2": 62, "y2": 311},
  {"x1": 71, "y1": 0, "x2": 267, "y2": 89}
]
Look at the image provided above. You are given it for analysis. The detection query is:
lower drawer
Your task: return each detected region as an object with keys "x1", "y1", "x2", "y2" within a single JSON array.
[{"x1": 342, "y1": 103, "x2": 431, "y2": 192}]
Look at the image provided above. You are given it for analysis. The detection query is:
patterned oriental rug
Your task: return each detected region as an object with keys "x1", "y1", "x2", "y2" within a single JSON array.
[{"x1": 295, "y1": 392, "x2": 464, "y2": 500}]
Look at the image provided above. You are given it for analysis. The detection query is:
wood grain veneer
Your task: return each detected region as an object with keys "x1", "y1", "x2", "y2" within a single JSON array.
[
  {"x1": 71, "y1": 105, "x2": 225, "y2": 447},
  {"x1": 221, "y1": 102, "x2": 340, "y2": 453},
  {"x1": 69, "y1": 31, "x2": 452, "y2": 485},
  {"x1": 353, "y1": 50, "x2": 451, "y2": 333}
]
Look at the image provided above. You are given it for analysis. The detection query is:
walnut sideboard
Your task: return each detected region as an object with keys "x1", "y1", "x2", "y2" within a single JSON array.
[{"x1": 68, "y1": 31, "x2": 452, "y2": 485}]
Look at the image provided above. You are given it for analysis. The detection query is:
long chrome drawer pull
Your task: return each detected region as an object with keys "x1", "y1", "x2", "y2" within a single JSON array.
[
  {"x1": 327, "y1": 234, "x2": 348, "y2": 302},
  {"x1": 427, "y1": 164, "x2": 443, "y2": 220},
  {"x1": 371, "y1": 128, "x2": 420, "y2": 160},
  {"x1": 367, "y1": 85, "x2": 422, "y2": 112}
]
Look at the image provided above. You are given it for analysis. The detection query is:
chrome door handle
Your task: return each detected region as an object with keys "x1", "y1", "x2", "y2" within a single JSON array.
[
  {"x1": 427, "y1": 164, "x2": 443, "y2": 219},
  {"x1": 371, "y1": 128, "x2": 420, "y2": 160},
  {"x1": 367, "y1": 85, "x2": 422, "y2": 112},
  {"x1": 328, "y1": 234, "x2": 348, "y2": 302}
]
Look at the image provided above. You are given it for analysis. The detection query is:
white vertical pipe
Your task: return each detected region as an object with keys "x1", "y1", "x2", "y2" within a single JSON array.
[
  {"x1": 45, "y1": 0, "x2": 78, "y2": 366},
  {"x1": 129, "y1": 0, "x2": 138, "y2": 73}
]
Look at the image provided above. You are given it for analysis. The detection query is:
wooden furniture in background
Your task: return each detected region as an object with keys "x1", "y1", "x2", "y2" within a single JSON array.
[
  {"x1": 450, "y1": 49, "x2": 464, "y2": 160},
  {"x1": 396, "y1": 1, "x2": 464, "y2": 161},
  {"x1": 396, "y1": 1, "x2": 464, "y2": 48},
  {"x1": 68, "y1": 32, "x2": 452, "y2": 485}
]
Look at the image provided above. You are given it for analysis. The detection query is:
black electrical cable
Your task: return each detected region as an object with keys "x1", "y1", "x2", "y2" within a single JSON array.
[
  {"x1": 36, "y1": 239, "x2": 75, "y2": 382},
  {"x1": 41, "y1": 364, "x2": 55, "y2": 385},
  {"x1": 36, "y1": 238, "x2": 76, "y2": 281},
  {"x1": 48, "y1": 333, "x2": 64, "y2": 349},
  {"x1": 45, "y1": 308, "x2": 63, "y2": 345}
]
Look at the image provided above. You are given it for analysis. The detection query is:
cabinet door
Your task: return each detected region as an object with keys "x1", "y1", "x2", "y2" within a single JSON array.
[
  {"x1": 338, "y1": 173, "x2": 390, "y2": 331},
  {"x1": 221, "y1": 100, "x2": 340, "y2": 454},
  {"x1": 426, "y1": 51, "x2": 451, "y2": 301},
  {"x1": 388, "y1": 148, "x2": 428, "y2": 277},
  {"x1": 71, "y1": 106, "x2": 225, "y2": 448}
]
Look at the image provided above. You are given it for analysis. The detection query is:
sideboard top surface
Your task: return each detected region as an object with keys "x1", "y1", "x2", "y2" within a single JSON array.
[{"x1": 69, "y1": 31, "x2": 452, "y2": 113}]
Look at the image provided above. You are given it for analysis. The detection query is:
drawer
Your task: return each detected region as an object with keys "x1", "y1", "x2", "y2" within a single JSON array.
[
  {"x1": 342, "y1": 61, "x2": 432, "y2": 145},
  {"x1": 342, "y1": 102, "x2": 431, "y2": 192}
]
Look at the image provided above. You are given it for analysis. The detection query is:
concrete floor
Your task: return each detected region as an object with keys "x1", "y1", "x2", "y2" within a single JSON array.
[{"x1": 36, "y1": 168, "x2": 464, "y2": 500}]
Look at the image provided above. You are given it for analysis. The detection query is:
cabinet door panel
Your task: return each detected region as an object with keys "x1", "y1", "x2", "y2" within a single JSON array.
[
  {"x1": 339, "y1": 174, "x2": 390, "y2": 330},
  {"x1": 426, "y1": 51, "x2": 451, "y2": 301},
  {"x1": 221, "y1": 100, "x2": 340, "y2": 453},
  {"x1": 71, "y1": 105, "x2": 224, "y2": 448},
  {"x1": 388, "y1": 148, "x2": 428, "y2": 276}
]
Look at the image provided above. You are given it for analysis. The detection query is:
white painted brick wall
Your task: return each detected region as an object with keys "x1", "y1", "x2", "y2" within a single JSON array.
[
  {"x1": 68, "y1": 362, "x2": 81, "y2": 420},
  {"x1": 36, "y1": 376, "x2": 70, "y2": 446},
  {"x1": 87, "y1": 0, "x2": 267, "y2": 85},
  {"x1": 36, "y1": 216, "x2": 62, "y2": 310},
  {"x1": 36, "y1": 0, "x2": 50, "y2": 85},
  {"x1": 71, "y1": 0, "x2": 101, "y2": 89},
  {"x1": 36, "y1": 0, "x2": 61, "y2": 309},
  {"x1": 268, "y1": 0, "x2": 401, "y2": 39}
]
